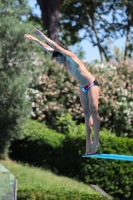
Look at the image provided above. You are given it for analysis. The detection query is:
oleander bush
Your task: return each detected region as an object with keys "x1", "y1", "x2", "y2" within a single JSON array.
[
  {"x1": 10, "y1": 119, "x2": 133, "y2": 200},
  {"x1": 29, "y1": 61, "x2": 133, "y2": 137}
]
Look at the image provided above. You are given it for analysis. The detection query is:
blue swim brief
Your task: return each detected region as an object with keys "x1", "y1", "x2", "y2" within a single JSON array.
[{"x1": 80, "y1": 79, "x2": 99, "y2": 94}]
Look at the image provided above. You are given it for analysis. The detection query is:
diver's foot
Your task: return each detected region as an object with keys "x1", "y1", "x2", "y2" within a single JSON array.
[
  {"x1": 85, "y1": 141, "x2": 93, "y2": 155},
  {"x1": 88, "y1": 141, "x2": 100, "y2": 154}
]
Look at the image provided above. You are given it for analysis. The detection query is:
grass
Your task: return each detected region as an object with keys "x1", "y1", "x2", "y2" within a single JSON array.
[{"x1": 0, "y1": 159, "x2": 98, "y2": 194}]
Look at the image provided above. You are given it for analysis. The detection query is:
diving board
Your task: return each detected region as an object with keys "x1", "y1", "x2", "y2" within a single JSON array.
[{"x1": 82, "y1": 153, "x2": 133, "y2": 162}]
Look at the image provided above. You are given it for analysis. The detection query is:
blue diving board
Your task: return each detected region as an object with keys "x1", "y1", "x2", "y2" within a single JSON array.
[{"x1": 82, "y1": 153, "x2": 133, "y2": 162}]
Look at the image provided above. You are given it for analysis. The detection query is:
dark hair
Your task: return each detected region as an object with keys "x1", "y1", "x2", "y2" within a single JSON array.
[
  {"x1": 52, "y1": 50, "x2": 62, "y2": 59},
  {"x1": 52, "y1": 42, "x2": 67, "y2": 59}
]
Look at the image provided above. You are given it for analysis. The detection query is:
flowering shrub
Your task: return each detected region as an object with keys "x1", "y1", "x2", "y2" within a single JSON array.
[
  {"x1": 28, "y1": 59, "x2": 82, "y2": 126},
  {"x1": 28, "y1": 60, "x2": 133, "y2": 137},
  {"x1": 93, "y1": 61, "x2": 133, "y2": 137}
]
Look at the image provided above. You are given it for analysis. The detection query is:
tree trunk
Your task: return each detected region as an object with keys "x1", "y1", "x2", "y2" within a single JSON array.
[
  {"x1": 124, "y1": 7, "x2": 131, "y2": 60},
  {"x1": 37, "y1": 0, "x2": 64, "y2": 42}
]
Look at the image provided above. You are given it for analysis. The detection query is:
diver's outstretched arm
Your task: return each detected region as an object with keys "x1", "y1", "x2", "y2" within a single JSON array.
[
  {"x1": 24, "y1": 34, "x2": 54, "y2": 54},
  {"x1": 34, "y1": 29, "x2": 75, "y2": 58}
]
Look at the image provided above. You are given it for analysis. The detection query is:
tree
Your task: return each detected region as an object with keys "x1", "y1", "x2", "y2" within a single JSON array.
[
  {"x1": 60, "y1": 0, "x2": 114, "y2": 60},
  {"x1": 60, "y1": 0, "x2": 133, "y2": 61},
  {"x1": 36, "y1": 0, "x2": 64, "y2": 42},
  {"x1": 0, "y1": 0, "x2": 45, "y2": 158},
  {"x1": 109, "y1": 0, "x2": 133, "y2": 60},
  {"x1": 32, "y1": 0, "x2": 133, "y2": 60}
]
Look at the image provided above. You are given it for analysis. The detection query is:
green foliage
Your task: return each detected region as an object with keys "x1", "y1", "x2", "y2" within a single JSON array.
[
  {"x1": 17, "y1": 188, "x2": 108, "y2": 200},
  {"x1": 29, "y1": 60, "x2": 82, "y2": 127},
  {"x1": 10, "y1": 120, "x2": 133, "y2": 200},
  {"x1": 1, "y1": 159, "x2": 98, "y2": 195},
  {"x1": 94, "y1": 61, "x2": 133, "y2": 137},
  {"x1": 60, "y1": 0, "x2": 133, "y2": 60},
  {"x1": 10, "y1": 119, "x2": 65, "y2": 168},
  {"x1": 0, "y1": 0, "x2": 48, "y2": 157},
  {"x1": 23, "y1": 119, "x2": 64, "y2": 147},
  {"x1": 29, "y1": 61, "x2": 133, "y2": 137},
  {"x1": 54, "y1": 113, "x2": 85, "y2": 135},
  {"x1": 60, "y1": 0, "x2": 113, "y2": 60},
  {"x1": 0, "y1": 0, "x2": 30, "y2": 157},
  {"x1": 54, "y1": 113, "x2": 77, "y2": 133}
]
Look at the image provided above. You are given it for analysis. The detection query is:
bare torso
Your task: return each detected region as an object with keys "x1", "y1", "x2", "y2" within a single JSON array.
[{"x1": 63, "y1": 56, "x2": 95, "y2": 86}]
